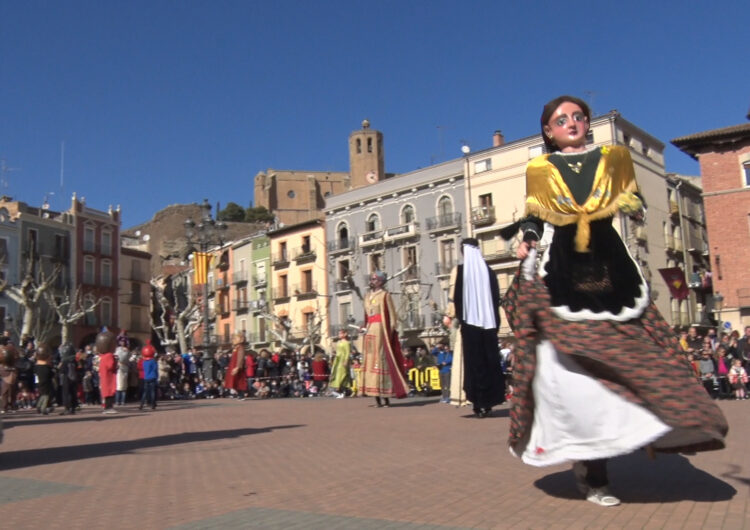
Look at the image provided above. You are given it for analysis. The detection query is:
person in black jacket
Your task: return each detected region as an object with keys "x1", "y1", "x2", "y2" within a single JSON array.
[{"x1": 58, "y1": 342, "x2": 79, "y2": 415}]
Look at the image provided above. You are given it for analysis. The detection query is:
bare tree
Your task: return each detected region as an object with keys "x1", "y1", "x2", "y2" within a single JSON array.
[
  {"x1": 1, "y1": 247, "x2": 62, "y2": 340},
  {"x1": 43, "y1": 287, "x2": 102, "y2": 345},
  {"x1": 151, "y1": 274, "x2": 202, "y2": 353}
]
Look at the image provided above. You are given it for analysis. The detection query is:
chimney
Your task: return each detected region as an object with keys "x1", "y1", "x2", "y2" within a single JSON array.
[{"x1": 493, "y1": 130, "x2": 505, "y2": 147}]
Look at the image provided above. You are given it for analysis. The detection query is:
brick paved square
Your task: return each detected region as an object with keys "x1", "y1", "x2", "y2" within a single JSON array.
[{"x1": 0, "y1": 396, "x2": 747, "y2": 529}]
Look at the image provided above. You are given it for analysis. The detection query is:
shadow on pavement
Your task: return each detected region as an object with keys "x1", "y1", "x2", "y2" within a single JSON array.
[
  {"x1": 460, "y1": 408, "x2": 510, "y2": 419},
  {"x1": 0, "y1": 424, "x2": 304, "y2": 471},
  {"x1": 534, "y1": 451, "x2": 736, "y2": 503}
]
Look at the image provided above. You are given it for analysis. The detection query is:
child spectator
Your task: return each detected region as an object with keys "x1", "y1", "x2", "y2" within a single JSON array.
[
  {"x1": 82, "y1": 371, "x2": 95, "y2": 405},
  {"x1": 728, "y1": 359, "x2": 748, "y2": 400},
  {"x1": 139, "y1": 342, "x2": 158, "y2": 410}
]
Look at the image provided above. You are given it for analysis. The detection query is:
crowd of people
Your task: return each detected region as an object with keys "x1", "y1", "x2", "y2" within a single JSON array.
[
  {"x1": 681, "y1": 325, "x2": 750, "y2": 400},
  {"x1": 0, "y1": 326, "x2": 486, "y2": 414}
]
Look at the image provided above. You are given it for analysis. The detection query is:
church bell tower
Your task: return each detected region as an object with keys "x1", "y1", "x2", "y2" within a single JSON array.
[{"x1": 348, "y1": 119, "x2": 385, "y2": 189}]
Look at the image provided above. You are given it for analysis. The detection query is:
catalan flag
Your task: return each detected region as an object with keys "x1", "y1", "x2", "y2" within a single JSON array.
[{"x1": 193, "y1": 251, "x2": 212, "y2": 285}]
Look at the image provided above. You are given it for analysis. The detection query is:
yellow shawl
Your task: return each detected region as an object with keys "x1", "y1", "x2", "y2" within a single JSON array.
[{"x1": 525, "y1": 145, "x2": 638, "y2": 252}]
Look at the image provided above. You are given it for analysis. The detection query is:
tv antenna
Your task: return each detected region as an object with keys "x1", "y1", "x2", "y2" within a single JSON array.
[{"x1": 0, "y1": 158, "x2": 20, "y2": 190}]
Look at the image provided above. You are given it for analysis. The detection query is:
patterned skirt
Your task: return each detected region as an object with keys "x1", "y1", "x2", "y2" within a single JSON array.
[{"x1": 502, "y1": 270, "x2": 727, "y2": 460}]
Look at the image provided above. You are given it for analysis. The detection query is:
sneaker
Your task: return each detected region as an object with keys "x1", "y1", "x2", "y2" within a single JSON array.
[
  {"x1": 336, "y1": 394, "x2": 345, "y2": 399},
  {"x1": 585, "y1": 487, "x2": 621, "y2": 507}
]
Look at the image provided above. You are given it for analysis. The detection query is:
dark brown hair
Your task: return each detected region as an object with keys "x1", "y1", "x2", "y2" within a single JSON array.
[{"x1": 540, "y1": 95, "x2": 591, "y2": 153}]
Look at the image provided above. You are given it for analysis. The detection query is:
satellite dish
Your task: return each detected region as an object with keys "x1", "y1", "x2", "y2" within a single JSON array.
[
  {"x1": 135, "y1": 230, "x2": 141, "y2": 236},
  {"x1": 143, "y1": 234, "x2": 151, "y2": 242}
]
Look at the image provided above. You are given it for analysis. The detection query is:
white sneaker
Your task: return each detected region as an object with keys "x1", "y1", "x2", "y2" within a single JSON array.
[
  {"x1": 336, "y1": 394, "x2": 345, "y2": 399},
  {"x1": 585, "y1": 487, "x2": 620, "y2": 507}
]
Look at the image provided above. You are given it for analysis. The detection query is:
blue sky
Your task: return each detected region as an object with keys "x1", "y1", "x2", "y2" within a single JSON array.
[{"x1": 1, "y1": 0, "x2": 748, "y2": 228}]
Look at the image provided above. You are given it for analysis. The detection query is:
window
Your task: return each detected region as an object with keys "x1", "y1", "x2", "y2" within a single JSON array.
[
  {"x1": 337, "y1": 223, "x2": 349, "y2": 243},
  {"x1": 287, "y1": 190, "x2": 295, "y2": 199},
  {"x1": 101, "y1": 298, "x2": 112, "y2": 327},
  {"x1": 302, "y1": 269, "x2": 313, "y2": 293},
  {"x1": 131, "y1": 259, "x2": 142, "y2": 281},
  {"x1": 338, "y1": 259, "x2": 350, "y2": 281},
  {"x1": 529, "y1": 145, "x2": 544, "y2": 158},
  {"x1": 27, "y1": 228, "x2": 38, "y2": 256},
  {"x1": 279, "y1": 274, "x2": 288, "y2": 298},
  {"x1": 304, "y1": 311, "x2": 315, "y2": 330},
  {"x1": 356, "y1": 138, "x2": 362, "y2": 154},
  {"x1": 365, "y1": 213, "x2": 380, "y2": 232},
  {"x1": 130, "y1": 306, "x2": 142, "y2": 332},
  {"x1": 401, "y1": 204, "x2": 415, "y2": 224},
  {"x1": 84, "y1": 295, "x2": 97, "y2": 325},
  {"x1": 256, "y1": 262, "x2": 266, "y2": 283},
  {"x1": 0, "y1": 238, "x2": 7, "y2": 281},
  {"x1": 279, "y1": 241, "x2": 288, "y2": 261},
  {"x1": 339, "y1": 301, "x2": 352, "y2": 324},
  {"x1": 84, "y1": 256, "x2": 95, "y2": 284},
  {"x1": 101, "y1": 260, "x2": 112, "y2": 287},
  {"x1": 84, "y1": 225, "x2": 96, "y2": 253},
  {"x1": 101, "y1": 229, "x2": 112, "y2": 256},
  {"x1": 367, "y1": 137, "x2": 373, "y2": 153},
  {"x1": 131, "y1": 282, "x2": 141, "y2": 304},
  {"x1": 437, "y1": 196, "x2": 453, "y2": 217},
  {"x1": 743, "y1": 161, "x2": 750, "y2": 187},
  {"x1": 403, "y1": 245, "x2": 417, "y2": 268},
  {"x1": 369, "y1": 253, "x2": 382, "y2": 273},
  {"x1": 55, "y1": 234, "x2": 69, "y2": 261},
  {"x1": 474, "y1": 158, "x2": 492, "y2": 173},
  {"x1": 440, "y1": 239, "x2": 456, "y2": 268},
  {"x1": 479, "y1": 193, "x2": 493, "y2": 207},
  {"x1": 302, "y1": 235, "x2": 311, "y2": 254}
]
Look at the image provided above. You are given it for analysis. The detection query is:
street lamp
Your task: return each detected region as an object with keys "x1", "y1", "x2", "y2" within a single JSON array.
[
  {"x1": 185, "y1": 199, "x2": 227, "y2": 380},
  {"x1": 461, "y1": 144, "x2": 473, "y2": 238},
  {"x1": 713, "y1": 291, "x2": 724, "y2": 335}
]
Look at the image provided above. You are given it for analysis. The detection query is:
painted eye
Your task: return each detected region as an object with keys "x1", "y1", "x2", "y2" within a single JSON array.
[
  {"x1": 555, "y1": 116, "x2": 568, "y2": 127},
  {"x1": 573, "y1": 113, "x2": 585, "y2": 122}
]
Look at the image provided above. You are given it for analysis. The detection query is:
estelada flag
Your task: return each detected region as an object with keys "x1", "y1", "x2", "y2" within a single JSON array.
[
  {"x1": 193, "y1": 252, "x2": 212, "y2": 285},
  {"x1": 658, "y1": 267, "x2": 689, "y2": 300}
]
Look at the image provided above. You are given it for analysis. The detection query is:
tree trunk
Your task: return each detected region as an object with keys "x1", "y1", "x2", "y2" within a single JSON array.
[
  {"x1": 176, "y1": 318, "x2": 188, "y2": 354},
  {"x1": 61, "y1": 322, "x2": 71, "y2": 345},
  {"x1": 21, "y1": 302, "x2": 34, "y2": 339}
]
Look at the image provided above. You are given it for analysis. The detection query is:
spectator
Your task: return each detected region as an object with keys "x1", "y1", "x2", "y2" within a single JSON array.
[
  {"x1": 311, "y1": 352, "x2": 329, "y2": 394},
  {"x1": 736, "y1": 326, "x2": 750, "y2": 368},
  {"x1": 58, "y1": 343, "x2": 78, "y2": 415},
  {"x1": 34, "y1": 343, "x2": 54, "y2": 415},
  {"x1": 82, "y1": 371, "x2": 95, "y2": 405},
  {"x1": 139, "y1": 342, "x2": 158, "y2": 411},
  {"x1": 436, "y1": 345, "x2": 452, "y2": 404},
  {"x1": 728, "y1": 359, "x2": 748, "y2": 400},
  {"x1": 96, "y1": 330, "x2": 118, "y2": 414},
  {"x1": 698, "y1": 349, "x2": 717, "y2": 398},
  {"x1": 0, "y1": 343, "x2": 18, "y2": 413}
]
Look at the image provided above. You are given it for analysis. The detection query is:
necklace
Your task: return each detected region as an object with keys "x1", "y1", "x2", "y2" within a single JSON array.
[{"x1": 564, "y1": 150, "x2": 590, "y2": 174}]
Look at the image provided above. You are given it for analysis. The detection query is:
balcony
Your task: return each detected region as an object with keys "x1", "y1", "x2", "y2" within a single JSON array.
[
  {"x1": 383, "y1": 221, "x2": 420, "y2": 243},
  {"x1": 246, "y1": 332, "x2": 269, "y2": 345},
  {"x1": 293, "y1": 246, "x2": 316, "y2": 263},
  {"x1": 669, "y1": 200, "x2": 680, "y2": 217},
  {"x1": 213, "y1": 275, "x2": 229, "y2": 291},
  {"x1": 272, "y1": 252, "x2": 290, "y2": 268},
  {"x1": 233, "y1": 299, "x2": 249, "y2": 312},
  {"x1": 232, "y1": 271, "x2": 248, "y2": 284},
  {"x1": 634, "y1": 225, "x2": 648, "y2": 243},
  {"x1": 294, "y1": 282, "x2": 318, "y2": 300},
  {"x1": 334, "y1": 280, "x2": 351, "y2": 293},
  {"x1": 402, "y1": 313, "x2": 425, "y2": 331},
  {"x1": 358, "y1": 229, "x2": 384, "y2": 249},
  {"x1": 480, "y1": 239, "x2": 513, "y2": 261},
  {"x1": 400, "y1": 265, "x2": 420, "y2": 283},
  {"x1": 327, "y1": 237, "x2": 355, "y2": 255},
  {"x1": 426, "y1": 212, "x2": 461, "y2": 233},
  {"x1": 247, "y1": 299, "x2": 267, "y2": 312},
  {"x1": 253, "y1": 275, "x2": 267, "y2": 288},
  {"x1": 435, "y1": 261, "x2": 456, "y2": 277},
  {"x1": 273, "y1": 287, "x2": 291, "y2": 302},
  {"x1": 471, "y1": 205, "x2": 495, "y2": 227}
]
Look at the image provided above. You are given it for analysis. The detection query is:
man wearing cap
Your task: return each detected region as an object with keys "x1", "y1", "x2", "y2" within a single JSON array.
[
  {"x1": 361, "y1": 270, "x2": 409, "y2": 407},
  {"x1": 445, "y1": 238, "x2": 505, "y2": 417},
  {"x1": 139, "y1": 341, "x2": 158, "y2": 410}
]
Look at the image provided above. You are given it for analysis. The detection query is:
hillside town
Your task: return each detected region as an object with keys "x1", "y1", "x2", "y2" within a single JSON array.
[{"x1": 1, "y1": 111, "x2": 748, "y2": 360}]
